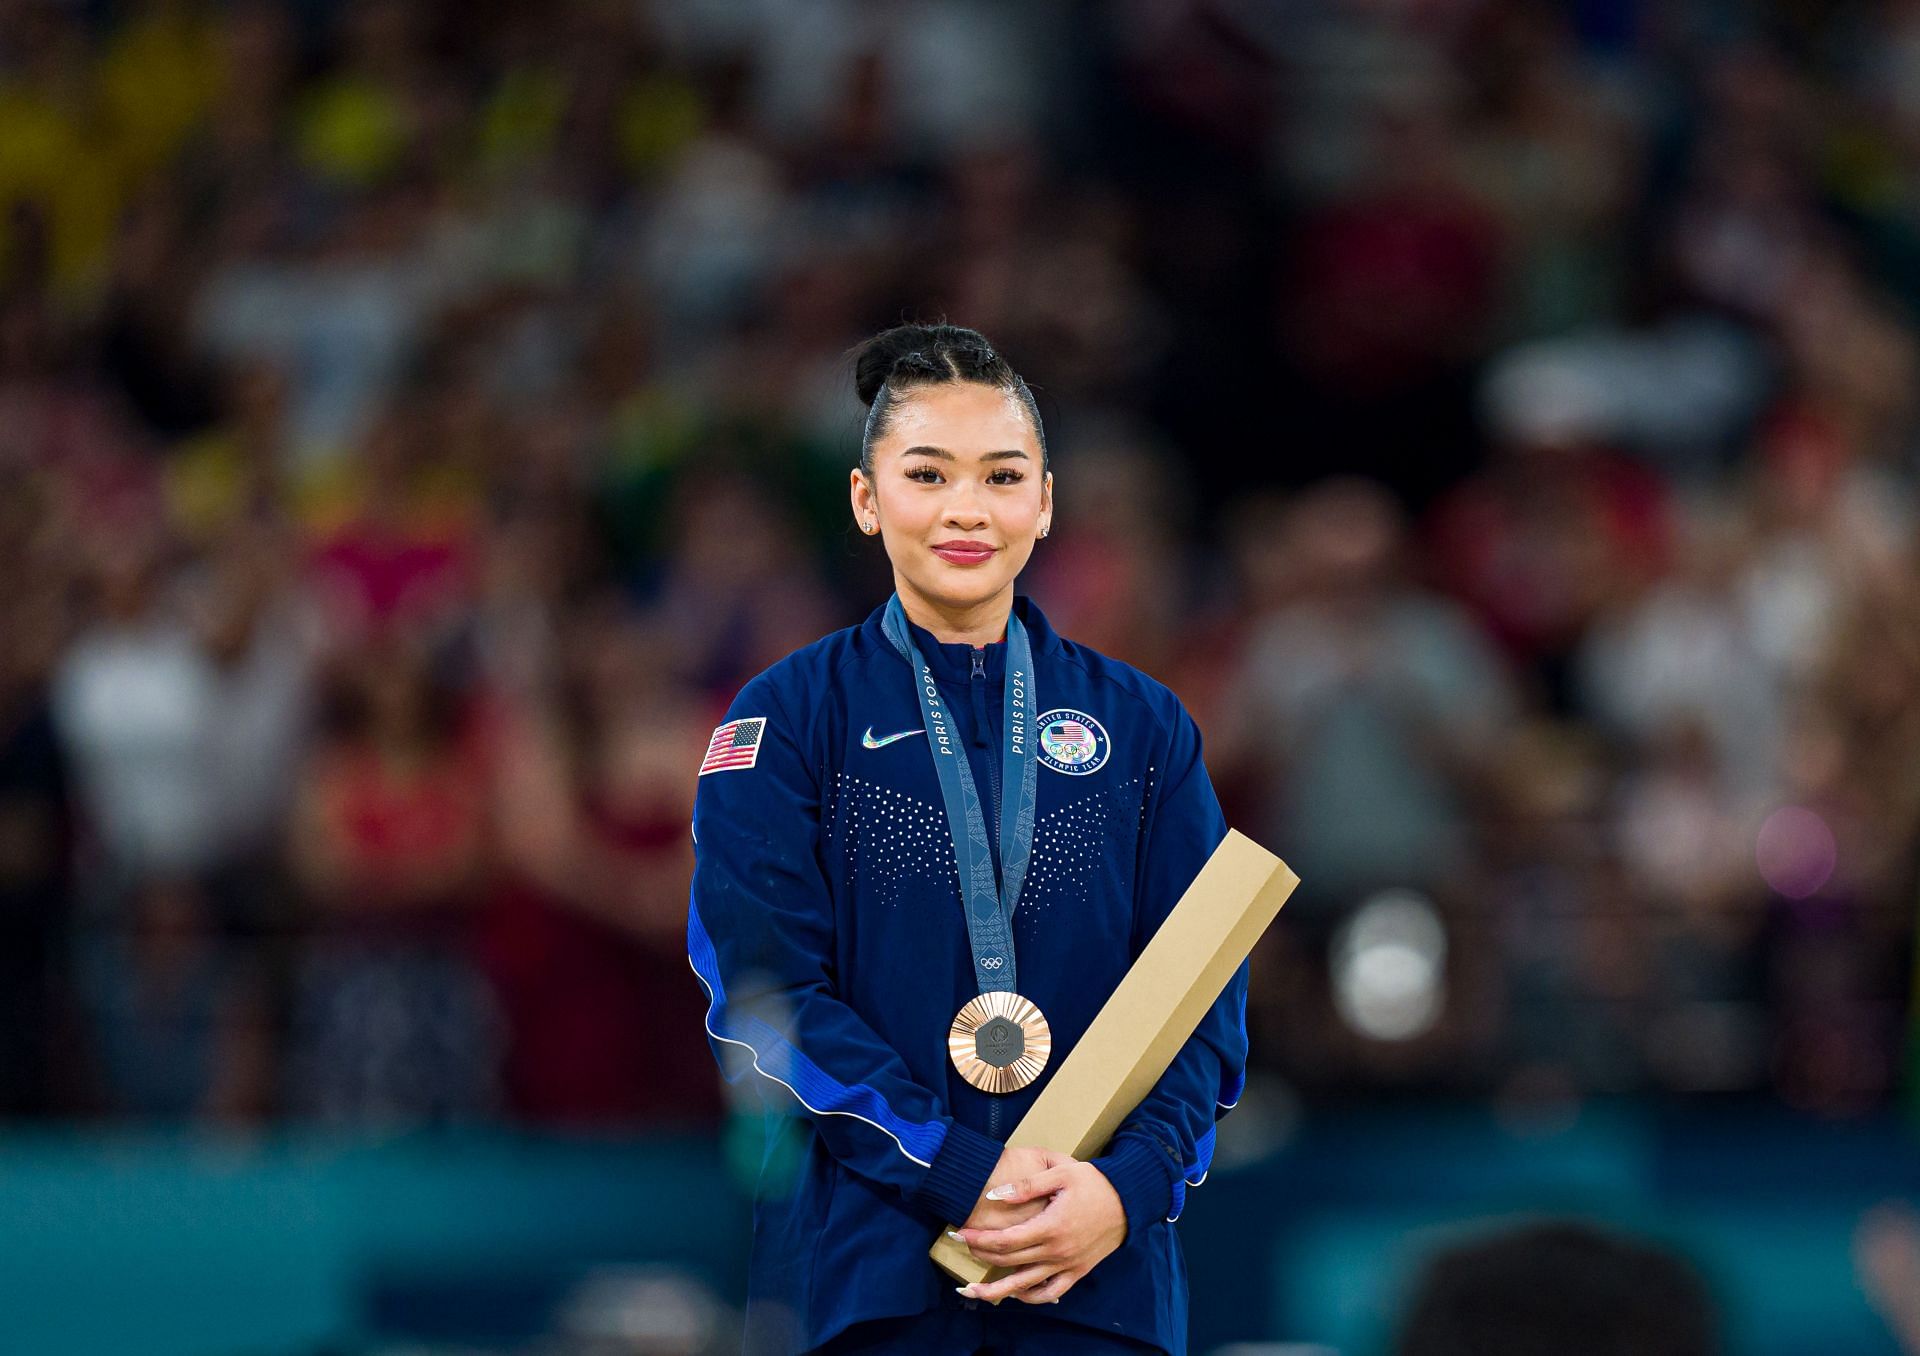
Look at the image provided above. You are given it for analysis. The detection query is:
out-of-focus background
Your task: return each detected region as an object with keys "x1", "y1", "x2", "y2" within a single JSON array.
[{"x1": 1, "y1": 0, "x2": 1918, "y2": 1353}]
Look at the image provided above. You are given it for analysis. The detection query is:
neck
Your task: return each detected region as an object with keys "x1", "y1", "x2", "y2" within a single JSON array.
[{"x1": 895, "y1": 577, "x2": 1013, "y2": 646}]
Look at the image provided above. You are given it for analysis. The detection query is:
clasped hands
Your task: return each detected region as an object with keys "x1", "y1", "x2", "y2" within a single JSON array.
[{"x1": 947, "y1": 1146, "x2": 1127, "y2": 1305}]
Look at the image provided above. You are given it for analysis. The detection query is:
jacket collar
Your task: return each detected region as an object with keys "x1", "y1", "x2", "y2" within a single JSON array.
[{"x1": 867, "y1": 594, "x2": 1058, "y2": 684}]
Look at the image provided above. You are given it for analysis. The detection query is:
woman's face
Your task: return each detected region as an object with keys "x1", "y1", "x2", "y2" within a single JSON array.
[{"x1": 851, "y1": 382, "x2": 1052, "y2": 619}]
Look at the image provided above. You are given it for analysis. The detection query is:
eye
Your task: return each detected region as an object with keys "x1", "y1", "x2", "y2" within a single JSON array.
[
  {"x1": 987, "y1": 469, "x2": 1025, "y2": 485},
  {"x1": 906, "y1": 466, "x2": 944, "y2": 484}
]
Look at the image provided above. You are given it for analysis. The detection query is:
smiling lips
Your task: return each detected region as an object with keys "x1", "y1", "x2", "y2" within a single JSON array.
[{"x1": 932, "y1": 540, "x2": 998, "y2": 566}]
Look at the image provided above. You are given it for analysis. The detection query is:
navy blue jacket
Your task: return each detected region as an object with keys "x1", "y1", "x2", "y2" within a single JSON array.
[{"x1": 688, "y1": 596, "x2": 1246, "y2": 1354}]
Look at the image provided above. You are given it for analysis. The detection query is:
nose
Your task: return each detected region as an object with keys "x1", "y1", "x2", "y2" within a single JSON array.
[{"x1": 943, "y1": 479, "x2": 990, "y2": 532}]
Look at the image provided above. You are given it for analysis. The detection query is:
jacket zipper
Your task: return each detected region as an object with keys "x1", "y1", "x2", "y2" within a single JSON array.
[
  {"x1": 971, "y1": 644, "x2": 1006, "y2": 1144},
  {"x1": 972, "y1": 645, "x2": 1000, "y2": 824}
]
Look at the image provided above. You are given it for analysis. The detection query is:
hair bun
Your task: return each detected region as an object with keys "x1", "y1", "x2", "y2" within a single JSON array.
[
  {"x1": 847, "y1": 320, "x2": 1044, "y2": 473},
  {"x1": 851, "y1": 322, "x2": 998, "y2": 407}
]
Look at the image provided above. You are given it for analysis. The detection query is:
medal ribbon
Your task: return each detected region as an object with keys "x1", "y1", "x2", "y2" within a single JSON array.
[{"x1": 882, "y1": 594, "x2": 1038, "y2": 996}]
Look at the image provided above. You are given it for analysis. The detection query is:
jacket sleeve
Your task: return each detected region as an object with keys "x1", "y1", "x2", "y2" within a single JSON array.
[
  {"x1": 687, "y1": 674, "x2": 1003, "y2": 1222},
  {"x1": 1089, "y1": 703, "x2": 1247, "y2": 1231}
]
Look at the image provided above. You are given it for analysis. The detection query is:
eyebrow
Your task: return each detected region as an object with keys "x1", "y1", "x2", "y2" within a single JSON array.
[{"x1": 900, "y1": 446, "x2": 1030, "y2": 462}]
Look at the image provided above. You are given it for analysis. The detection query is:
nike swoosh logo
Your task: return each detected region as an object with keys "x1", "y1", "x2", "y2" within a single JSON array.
[{"x1": 862, "y1": 726, "x2": 926, "y2": 750}]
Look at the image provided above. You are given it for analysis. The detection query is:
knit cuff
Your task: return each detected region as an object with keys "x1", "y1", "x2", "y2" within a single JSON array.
[
  {"x1": 1091, "y1": 1129, "x2": 1180, "y2": 1233},
  {"x1": 911, "y1": 1119, "x2": 1004, "y2": 1224}
]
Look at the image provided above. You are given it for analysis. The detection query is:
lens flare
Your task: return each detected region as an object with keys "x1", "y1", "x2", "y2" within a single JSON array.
[
  {"x1": 1332, "y1": 890, "x2": 1447, "y2": 1042},
  {"x1": 1754, "y1": 805, "x2": 1837, "y2": 899}
]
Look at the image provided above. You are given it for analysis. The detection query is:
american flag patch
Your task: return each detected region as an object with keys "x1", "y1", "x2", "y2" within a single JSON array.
[{"x1": 699, "y1": 717, "x2": 766, "y2": 775}]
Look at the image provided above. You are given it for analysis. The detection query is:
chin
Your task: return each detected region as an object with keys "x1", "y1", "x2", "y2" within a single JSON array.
[{"x1": 913, "y1": 566, "x2": 1015, "y2": 611}]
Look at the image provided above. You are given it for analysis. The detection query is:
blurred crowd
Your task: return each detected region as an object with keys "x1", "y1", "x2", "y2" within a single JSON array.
[{"x1": 0, "y1": 0, "x2": 1915, "y2": 1134}]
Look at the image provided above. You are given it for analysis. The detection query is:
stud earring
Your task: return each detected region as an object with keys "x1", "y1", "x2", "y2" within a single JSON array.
[{"x1": 864, "y1": 520, "x2": 876, "y2": 534}]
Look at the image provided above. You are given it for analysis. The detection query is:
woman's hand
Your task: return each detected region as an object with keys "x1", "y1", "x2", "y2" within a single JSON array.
[
  {"x1": 949, "y1": 1150, "x2": 1127, "y2": 1305},
  {"x1": 962, "y1": 1145, "x2": 1052, "y2": 1232}
]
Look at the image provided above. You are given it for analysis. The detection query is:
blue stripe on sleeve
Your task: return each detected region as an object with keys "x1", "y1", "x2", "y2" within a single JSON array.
[
  {"x1": 687, "y1": 897, "x2": 949, "y2": 1169},
  {"x1": 1167, "y1": 1120, "x2": 1219, "y2": 1223},
  {"x1": 1186, "y1": 1123, "x2": 1216, "y2": 1187}
]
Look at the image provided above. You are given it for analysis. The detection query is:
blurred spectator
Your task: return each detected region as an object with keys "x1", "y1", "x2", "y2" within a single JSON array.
[
  {"x1": 52, "y1": 532, "x2": 230, "y2": 882},
  {"x1": 51, "y1": 521, "x2": 318, "y2": 890},
  {"x1": 480, "y1": 600, "x2": 722, "y2": 1128},
  {"x1": 1218, "y1": 479, "x2": 1513, "y2": 909},
  {"x1": 304, "y1": 403, "x2": 482, "y2": 643},
  {"x1": 1425, "y1": 394, "x2": 1672, "y2": 711},
  {"x1": 194, "y1": 181, "x2": 454, "y2": 467},
  {"x1": 286, "y1": 639, "x2": 498, "y2": 1124},
  {"x1": 1214, "y1": 480, "x2": 1516, "y2": 1093},
  {"x1": 1577, "y1": 496, "x2": 1783, "y2": 798},
  {"x1": 1395, "y1": 1220, "x2": 1719, "y2": 1356}
]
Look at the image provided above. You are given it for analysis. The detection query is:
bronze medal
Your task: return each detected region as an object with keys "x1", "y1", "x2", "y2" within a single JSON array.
[{"x1": 948, "y1": 991, "x2": 1052, "y2": 1093}]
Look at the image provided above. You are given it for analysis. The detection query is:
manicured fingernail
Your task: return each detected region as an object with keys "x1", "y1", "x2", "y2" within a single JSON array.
[
  {"x1": 984, "y1": 1184, "x2": 1012, "y2": 1201},
  {"x1": 956, "y1": 1284, "x2": 977, "y2": 1298},
  {"x1": 946, "y1": 1230, "x2": 965, "y2": 1242},
  {"x1": 1051, "y1": 1298, "x2": 1061, "y2": 1304}
]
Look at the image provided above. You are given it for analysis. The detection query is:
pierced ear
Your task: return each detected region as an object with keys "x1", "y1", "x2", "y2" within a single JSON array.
[{"x1": 849, "y1": 466, "x2": 879, "y2": 530}]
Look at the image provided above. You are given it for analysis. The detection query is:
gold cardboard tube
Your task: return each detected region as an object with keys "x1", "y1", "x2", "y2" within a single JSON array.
[{"x1": 931, "y1": 828, "x2": 1298, "y2": 1289}]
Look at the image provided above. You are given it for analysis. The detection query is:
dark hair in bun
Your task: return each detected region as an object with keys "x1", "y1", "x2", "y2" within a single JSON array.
[{"x1": 850, "y1": 322, "x2": 1047, "y2": 474}]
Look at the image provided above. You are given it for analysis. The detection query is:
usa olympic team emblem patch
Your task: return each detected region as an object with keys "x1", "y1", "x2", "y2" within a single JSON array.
[{"x1": 1036, "y1": 709, "x2": 1110, "y2": 776}]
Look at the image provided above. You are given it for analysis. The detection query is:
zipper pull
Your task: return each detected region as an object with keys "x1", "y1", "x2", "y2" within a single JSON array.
[{"x1": 969, "y1": 645, "x2": 989, "y2": 749}]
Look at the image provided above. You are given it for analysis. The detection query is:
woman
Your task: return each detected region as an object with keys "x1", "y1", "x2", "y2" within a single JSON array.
[
  {"x1": 689, "y1": 324, "x2": 1247, "y2": 1355},
  {"x1": 287, "y1": 639, "x2": 498, "y2": 1123}
]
